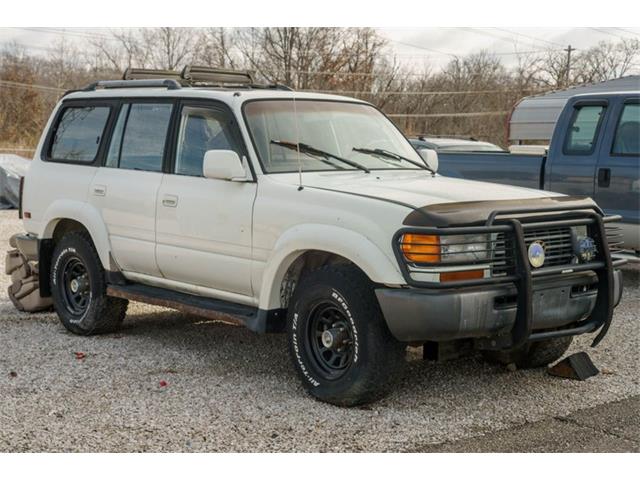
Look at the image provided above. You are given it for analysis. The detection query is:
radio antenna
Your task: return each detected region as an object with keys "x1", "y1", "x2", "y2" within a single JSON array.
[{"x1": 292, "y1": 92, "x2": 303, "y2": 191}]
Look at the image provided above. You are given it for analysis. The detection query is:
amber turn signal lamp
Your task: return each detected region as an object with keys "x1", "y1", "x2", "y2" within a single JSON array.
[
  {"x1": 440, "y1": 270, "x2": 484, "y2": 282},
  {"x1": 400, "y1": 234, "x2": 440, "y2": 263}
]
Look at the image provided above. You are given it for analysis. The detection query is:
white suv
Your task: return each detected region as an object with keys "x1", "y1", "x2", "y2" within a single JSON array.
[{"x1": 14, "y1": 67, "x2": 624, "y2": 405}]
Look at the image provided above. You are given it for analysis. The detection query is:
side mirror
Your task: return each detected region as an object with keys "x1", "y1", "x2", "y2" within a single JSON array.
[
  {"x1": 418, "y1": 149, "x2": 439, "y2": 173},
  {"x1": 202, "y1": 150, "x2": 247, "y2": 181}
]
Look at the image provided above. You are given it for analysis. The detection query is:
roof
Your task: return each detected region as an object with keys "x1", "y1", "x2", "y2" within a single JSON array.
[
  {"x1": 63, "y1": 85, "x2": 365, "y2": 106},
  {"x1": 509, "y1": 75, "x2": 640, "y2": 142}
]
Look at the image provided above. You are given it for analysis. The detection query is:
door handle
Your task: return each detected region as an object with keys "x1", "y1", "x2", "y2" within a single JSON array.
[
  {"x1": 597, "y1": 168, "x2": 611, "y2": 188},
  {"x1": 92, "y1": 184, "x2": 106, "y2": 196},
  {"x1": 162, "y1": 195, "x2": 178, "y2": 208}
]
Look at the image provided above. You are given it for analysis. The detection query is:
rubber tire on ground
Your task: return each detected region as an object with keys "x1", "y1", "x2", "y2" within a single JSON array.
[
  {"x1": 51, "y1": 232, "x2": 128, "y2": 335},
  {"x1": 286, "y1": 264, "x2": 405, "y2": 406},
  {"x1": 481, "y1": 336, "x2": 573, "y2": 369}
]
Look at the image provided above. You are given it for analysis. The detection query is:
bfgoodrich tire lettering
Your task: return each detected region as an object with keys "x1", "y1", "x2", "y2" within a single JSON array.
[
  {"x1": 287, "y1": 265, "x2": 405, "y2": 406},
  {"x1": 51, "y1": 232, "x2": 128, "y2": 335}
]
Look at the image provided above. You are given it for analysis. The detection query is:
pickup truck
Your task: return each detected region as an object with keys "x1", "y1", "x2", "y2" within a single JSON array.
[
  {"x1": 9, "y1": 67, "x2": 625, "y2": 406},
  {"x1": 427, "y1": 91, "x2": 640, "y2": 254}
]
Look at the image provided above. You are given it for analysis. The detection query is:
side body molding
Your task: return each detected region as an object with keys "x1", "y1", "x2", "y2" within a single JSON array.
[{"x1": 257, "y1": 224, "x2": 405, "y2": 311}]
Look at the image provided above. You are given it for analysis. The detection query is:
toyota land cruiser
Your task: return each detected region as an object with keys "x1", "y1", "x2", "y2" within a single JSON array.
[{"x1": 12, "y1": 67, "x2": 625, "y2": 406}]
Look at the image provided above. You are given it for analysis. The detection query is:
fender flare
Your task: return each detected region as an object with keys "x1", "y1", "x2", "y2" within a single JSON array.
[
  {"x1": 257, "y1": 224, "x2": 405, "y2": 310},
  {"x1": 39, "y1": 199, "x2": 113, "y2": 269}
]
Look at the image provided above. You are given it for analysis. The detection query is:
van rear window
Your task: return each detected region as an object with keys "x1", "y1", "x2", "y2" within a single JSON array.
[{"x1": 49, "y1": 106, "x2": 110, "y2": 163}]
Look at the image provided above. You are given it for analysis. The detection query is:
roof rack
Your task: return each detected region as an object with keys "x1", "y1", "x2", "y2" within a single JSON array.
[
  {"x1": 75, "y1": 66, "x2": 293, "y2": 94},
  {"x1": 125, "y1": 65, "x2": 292, "y2": 90},
  {"x1": 122, "y1": 68, "x2": 183, "y2": 82},
  {"x1": 181, "y1": 65, "x2": 254, "y2": 85},
  {"x1": 82, "y1": 78, "x2": 182, "y2": 92}
]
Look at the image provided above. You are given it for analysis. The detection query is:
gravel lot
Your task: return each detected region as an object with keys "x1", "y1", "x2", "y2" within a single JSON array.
[{"x1": 1, "y1": 209, "x2": 638, "y2": 452}]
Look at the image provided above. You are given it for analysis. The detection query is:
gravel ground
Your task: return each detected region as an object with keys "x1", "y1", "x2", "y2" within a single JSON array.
[{"x1": 0, "y1": 209, "x2": 638, "y2": 452}]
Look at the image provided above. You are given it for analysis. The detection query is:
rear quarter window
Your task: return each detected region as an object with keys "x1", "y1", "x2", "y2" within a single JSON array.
[{"x1": 48, "y1": 106, "x2": 111, "y2": 163}]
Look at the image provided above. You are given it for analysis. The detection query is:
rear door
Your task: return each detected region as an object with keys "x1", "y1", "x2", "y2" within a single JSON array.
[
  {"x1": 546, "y1": 99, "x2": 609, "y2": 197},
  {"x1": 89, "y1": 100, "x2": 174, "y2": 277},
  {"x1": 593, "y1": 97, "x2": 640, "y2": 248}
]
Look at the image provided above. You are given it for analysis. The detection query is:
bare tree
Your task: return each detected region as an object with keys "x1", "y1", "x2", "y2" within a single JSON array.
[
  {"x1": 195, "y1": 28, "x2": 238, "y2": 69},
  {"x1": 574, "y1": 39, "x2": 640, "y2": 84},
  {"x1": 141, "y1": 27, "x2": 201, "y2": 70}
]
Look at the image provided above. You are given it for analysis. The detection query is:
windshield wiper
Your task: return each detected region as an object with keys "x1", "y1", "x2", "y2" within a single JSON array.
[
  {"x1": 352, "y1": 147, "x2": 434, "y2": 174},
  {"x1": 271, "y1": 140, "x2": 370, "y2": 173}
]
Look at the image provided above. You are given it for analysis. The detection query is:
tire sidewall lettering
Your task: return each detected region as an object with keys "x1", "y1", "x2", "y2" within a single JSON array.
[
  {"x1": 52, "y1": 247, "x2": 76, "y2": 287},
  {"x1": 291, "y1": 312, "x2": 320, "y2": 387}
]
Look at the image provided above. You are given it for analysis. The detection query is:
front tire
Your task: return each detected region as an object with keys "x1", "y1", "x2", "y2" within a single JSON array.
[
  {"x1": 51, "y1": 232, "x2": 128, "y2": 335},
  {"x1": 287, "y1": 265, "x2": 405, "y2": 406}
]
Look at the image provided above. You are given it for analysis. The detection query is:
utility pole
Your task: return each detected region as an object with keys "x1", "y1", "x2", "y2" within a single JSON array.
[{"x1": 564, "y1": 45, "x2": 575, "y2": 87}]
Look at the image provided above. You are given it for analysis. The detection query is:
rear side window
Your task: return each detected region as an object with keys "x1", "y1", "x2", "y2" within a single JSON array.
[
  {"x1": 105, "y1": 103, "x2": 173, "y2": 172},
  {"x1": 612, "y1": 103, "x2": 640, "y2": 156},
  {"x1": 564, "y1": 104, "x2": 605, "y2": 155},
  {"x1": 49, "y1": 106, "x2": 110, "y2": 163}
]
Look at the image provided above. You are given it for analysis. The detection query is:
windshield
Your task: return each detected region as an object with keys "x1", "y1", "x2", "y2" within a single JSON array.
[{"x1": 244, "y1": 100, "x2": 426, "y2": 173}]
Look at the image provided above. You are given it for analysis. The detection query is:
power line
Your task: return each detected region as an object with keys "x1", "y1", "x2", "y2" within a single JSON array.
[
  {"x1": 387, "y1": 37, "x2": 552, "y2": 57},
  {"x1": 0, "y1": 78, "x2": 540, "y2": 97},
  {"x1": 387, "y1": 39, "x2": 456, "y2": 57},
  {"x1": 0, "y1": 80, "x2": 65, "y2": 93},
  {"x1": 611, "y1": 27, "x2": 640, "y2": 38},
  {"x1": 303, "y1": 88, "x2": 542, "y2": 96},
  {"x1": 491, "y1": 27, "x2": 565, "y2": 49},
  {"x1": 10, "y1": 27, "x2": 118, "y2": 42},
  {"x1": 588, "y1": 27, "x2": 633, "y2": 42},
  {"x1": 387, "y1": 111, "x2": 508, "y2": 118},
  {"x1": 457, "y1": 27, "x2": 561, "y2": 52}
]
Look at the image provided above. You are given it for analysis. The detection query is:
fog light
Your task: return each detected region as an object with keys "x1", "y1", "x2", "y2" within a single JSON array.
[
  {"x1": 527, "y1": 241, "x2": 546, "y2": 268},
  {"x1": 577, "y1": 236, "x2": 597, "y2": 262}
]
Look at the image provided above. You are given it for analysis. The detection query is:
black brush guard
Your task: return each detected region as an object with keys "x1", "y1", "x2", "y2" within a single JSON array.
[{"x1": 392, "y1": 202, "x2": 625, "y2": 350}]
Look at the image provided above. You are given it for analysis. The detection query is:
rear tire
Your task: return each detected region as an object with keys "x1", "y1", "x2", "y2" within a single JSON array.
[
  {"x1": 482, "y1": 336, "x2": 573, "y2": 369},
  {"x1": 51, "y1": 232, "x2": 128, "y2": 335},
  {"x1": 286, "y1": 265, "x2": 405, "y2": 406}
]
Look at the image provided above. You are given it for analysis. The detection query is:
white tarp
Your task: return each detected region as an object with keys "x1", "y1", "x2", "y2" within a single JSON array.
[{"x1": 0, "y1": 154, "x2": 30, "y2": 209}]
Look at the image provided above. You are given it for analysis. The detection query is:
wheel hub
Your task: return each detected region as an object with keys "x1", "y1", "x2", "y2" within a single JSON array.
[
  {"x1": 321, "y1": 327, "x2": 349, "y2": 350},
  {"x1": 69, "y1": 274, "x2": 89, "y2": 293}
]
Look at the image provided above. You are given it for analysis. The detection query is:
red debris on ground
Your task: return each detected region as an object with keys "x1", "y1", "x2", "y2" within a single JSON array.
[
  {"x1": 159, "y1": 380, "x2": 168, "y2": 387},
  {"x1": 74, "y1": 352, "x2": 86, "y2": 360}
]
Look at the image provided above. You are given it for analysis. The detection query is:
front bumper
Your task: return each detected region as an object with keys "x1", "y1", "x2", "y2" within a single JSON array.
[
  {"x1": 390, "y1": 200, "x2": 626, "y2": 349},
  {"x1": 376, "y1": 269, "x2": 623, "y2": 343}
]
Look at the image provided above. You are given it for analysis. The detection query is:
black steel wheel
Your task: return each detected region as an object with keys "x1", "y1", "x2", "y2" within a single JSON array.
[
  {"x1": 287, "y1": 265, "x2": 405, "y2": 406},
  {"x1": 60, "y1": 256, "x2": 91, "y2": 316},
  {"x1": 51, "y1": 231, "x2": 128, "y2": 335},
  {"x1": 307, "y1": 302, "x2": 355, "y2": 379}
]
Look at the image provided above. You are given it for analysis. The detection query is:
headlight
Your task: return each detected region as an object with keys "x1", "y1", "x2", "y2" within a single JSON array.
[{"x1": 400, "y1": 233, "x2": 490, "y2": 264}]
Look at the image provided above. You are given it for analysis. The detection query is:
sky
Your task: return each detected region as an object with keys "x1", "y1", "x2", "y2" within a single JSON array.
[{"x1": 1, "y1": 27, "x2": 639, "y2": 71}]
